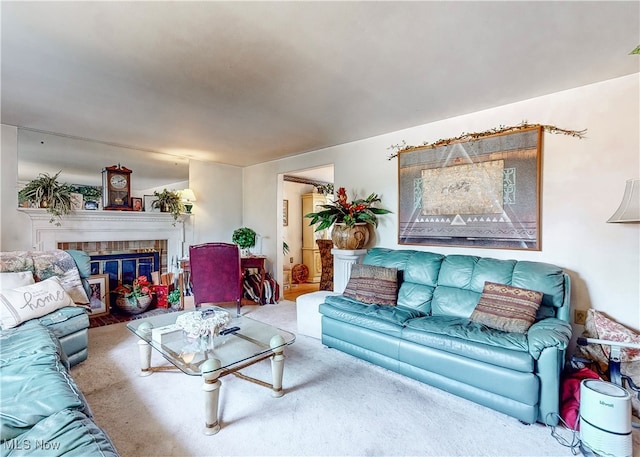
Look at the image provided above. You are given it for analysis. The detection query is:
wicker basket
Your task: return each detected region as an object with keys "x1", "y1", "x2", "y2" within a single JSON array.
[{"x1": 115, "y1": 294, "x2": 152, "y2": 315}]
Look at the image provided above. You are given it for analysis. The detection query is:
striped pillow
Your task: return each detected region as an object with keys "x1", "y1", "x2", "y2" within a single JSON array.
[
  {"x1": 470, "y1": 281, "x2": 543, "y2": 333},
  {"x1": 343, "y1": 264, "x2": 398, "y2": 306}
]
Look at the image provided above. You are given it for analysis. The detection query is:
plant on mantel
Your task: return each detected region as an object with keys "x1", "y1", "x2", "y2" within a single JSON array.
[
  {"x1": 18, "y1": 171, "x2": 73, "y2": 225},
  {"x1": 152, "y1": 189, "x2": 185, "y2": 224},
  {"x1": 386, "y1": 122, "x2": 587, "y2": 159}
]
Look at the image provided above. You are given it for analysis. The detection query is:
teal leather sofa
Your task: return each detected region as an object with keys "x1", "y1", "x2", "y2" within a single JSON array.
[
  {"x1": 319, "y1": 248, "x2": 572, "y2": 425},
  {"x1": 0, "y1": 320, "x2": 119, "y2": 455},
  {"x1": 0, "y1": 250, "x2": 91, "y2": 367}
]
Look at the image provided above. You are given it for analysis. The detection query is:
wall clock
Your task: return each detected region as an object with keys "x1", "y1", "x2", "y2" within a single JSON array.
[{"x1": 102, "y1": 164, "x2": 132, "y2": 210}]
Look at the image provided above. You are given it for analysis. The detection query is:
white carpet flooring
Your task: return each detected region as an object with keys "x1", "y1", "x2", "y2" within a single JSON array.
[{"x1": 71, "y1": 300, "x2": 628, "y2": 457}]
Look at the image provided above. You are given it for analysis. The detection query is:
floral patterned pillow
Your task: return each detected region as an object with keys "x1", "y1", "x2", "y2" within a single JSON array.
[{"x1": 0, "y1": 250, "x2": 89, "y2": 305}]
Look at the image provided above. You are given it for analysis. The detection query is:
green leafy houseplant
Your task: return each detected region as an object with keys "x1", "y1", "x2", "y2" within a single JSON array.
[
  {"x1": 232, "y1": 227, "x2": 256, "y2": 249},
  {"x1": 152, "y1": 189, "x2": 185, "y2": 222},
  {"x1": 305, "y1": 187, "x2": 391, "y2": 232},
  {"x1": 19, "y1": 171, "x2": 73, "y2": 225}
]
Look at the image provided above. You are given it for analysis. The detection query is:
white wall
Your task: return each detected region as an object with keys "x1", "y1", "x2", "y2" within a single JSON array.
[
  {"x1": 1, "y1": 124, "x2": 32, "y2": 250},
  {"x1": 187, "y1": 159, "x2": 243, "y2": 251},
  {"x1": 244, "y1": 74, "x2": 640, "y2": 334}
]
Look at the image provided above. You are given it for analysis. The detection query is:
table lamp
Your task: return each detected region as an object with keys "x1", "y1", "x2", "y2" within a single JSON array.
[
  {"x1": 607, "y1": 179, "x2": 640, "y2": 223},
  {"x1": 180, "y1": 189, "x2": 197, "y2": 214}
]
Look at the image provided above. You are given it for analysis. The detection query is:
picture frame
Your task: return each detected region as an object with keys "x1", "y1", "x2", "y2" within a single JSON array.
[
  {"x1": 283, "y1": 199, "x2": 289, "y2": 226},
  {"x1": 131, "y1": 197, "x2": 143, "y2": 212},
  {"x1": 398, "y1": 126, "x2": 542, "y2": 250},
  {"x1": 143, "y1": 195, "x2": 158, "y2": 212},
  {"x1": 88, "y1": 274, "x2": 110, "y2": 318},
  {"x1": 70, "y1": 192, "x2": 84, "y2": 210}
]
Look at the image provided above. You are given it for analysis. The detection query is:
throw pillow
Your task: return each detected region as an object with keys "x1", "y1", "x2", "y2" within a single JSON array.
[
  {"x1": 0, "y1": 277, "x2": 75, "y2": 329},
  {"x1": 470, "y1": 281, "x2": 543, "y2": 333},
  {"x1": 343, "y1": 264, "x2": 399, "y2": 306},
  {"x1": 0, "y1": 271, "x2": 35, "y2": 290},
  {"x1": 31, "y1": 250, "x2": 90, "y2": 305}
]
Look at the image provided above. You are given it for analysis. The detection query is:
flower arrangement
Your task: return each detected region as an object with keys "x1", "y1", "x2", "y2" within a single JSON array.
[
  {"x1": 305, "y1": 187, "x2": 391, "y2": 231},
  {"x1": 114, "y1": 275, "x2": 152, "y2": 302}
]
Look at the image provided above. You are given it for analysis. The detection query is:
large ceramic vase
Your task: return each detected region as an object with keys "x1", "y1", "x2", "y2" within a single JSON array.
[{"x1": 331, "y1": 223, "x2": 370, "y2": 250}]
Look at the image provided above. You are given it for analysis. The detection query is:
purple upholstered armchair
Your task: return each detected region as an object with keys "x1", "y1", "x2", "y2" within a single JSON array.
[{"x1": 189, "y1": 242, "x2": 243, "y2": 317}]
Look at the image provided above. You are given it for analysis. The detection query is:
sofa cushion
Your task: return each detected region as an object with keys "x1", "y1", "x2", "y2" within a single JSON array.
[
  {"x1": 0, "y1": 271, "x2": 35, "y2": 289},
  {"x1": 0, "y1": 324, "x2": 89, "y2": 441},
  {"x1": 402, "y1": 315, "x2": 534, "y2": 372},
  {"x1": 4, "y1": 409, "x2": 119, "y2": 457},
  {"x1": 470, "y1": 282, "x2": 543, "y2": 333},
  {"x1": 0, "y1": 277, "x2": 75, "y2": 329},
  {"x1": 343, "y1": 264, "x2": 399, "y2": 306},
  {"x1": 321, "y1": 295, "x2": 423, "y2": 337}
]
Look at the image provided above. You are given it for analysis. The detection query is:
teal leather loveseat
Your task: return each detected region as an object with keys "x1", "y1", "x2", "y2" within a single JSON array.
[
  {"x1": 0, "y1": 250, "x2": 92, "y2": 367},
  {"x1": 319, "y1": 248, "x2": 572, "y2": 425},
  {"x1": 0, "y1": 321, "x2": 119, "y2": 455},
  {"x1": 0, "y1": 250, "x2": 119, "y2": 455}
]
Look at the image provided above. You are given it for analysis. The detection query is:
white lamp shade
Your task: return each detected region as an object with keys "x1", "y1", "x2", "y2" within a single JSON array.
[
  {"x1": 180, "y1": 189, "x2": 197, "y2": 202},
  {"x1": 607, "y1": 179, "x2": 640, "y2": 223}
]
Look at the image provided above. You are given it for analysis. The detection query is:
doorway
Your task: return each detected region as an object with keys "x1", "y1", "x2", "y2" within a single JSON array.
[{"x1": 280, "y1": 165, "x2": 334, "y2": 300}]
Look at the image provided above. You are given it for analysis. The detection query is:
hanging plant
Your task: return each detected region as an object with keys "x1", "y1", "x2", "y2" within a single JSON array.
[{"x1": 18, "y1": 171, "x2": 73, "y2": 225}]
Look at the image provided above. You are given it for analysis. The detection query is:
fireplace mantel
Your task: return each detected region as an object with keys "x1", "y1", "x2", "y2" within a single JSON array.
[{"x1": 18, "y1": 208, "x2": 188, "y2": 261}]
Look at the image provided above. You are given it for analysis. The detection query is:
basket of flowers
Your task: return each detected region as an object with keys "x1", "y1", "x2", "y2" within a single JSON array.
[{"x1": 114, "y1": 275, "x2": 153, "y2": 315}]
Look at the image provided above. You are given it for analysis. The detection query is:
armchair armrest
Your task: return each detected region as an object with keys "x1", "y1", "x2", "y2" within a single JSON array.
[{"x1": 527, "y1": 318, "x2": 572, "y2": 359}]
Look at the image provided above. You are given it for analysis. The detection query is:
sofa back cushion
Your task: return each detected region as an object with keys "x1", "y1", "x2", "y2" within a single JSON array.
[
  {"x1": 363, "y1": 249, "x2": 443, "y2": 315},
  {"x1": 362, "y1": 248, "x2": 569, "y2": 322}
]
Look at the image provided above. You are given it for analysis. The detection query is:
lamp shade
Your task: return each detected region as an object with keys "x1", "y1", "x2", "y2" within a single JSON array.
[
  {"x1": 180, "y1": 189, "x2": 197, "y2": 202},
  {"x1": 607, "y1": 179, "x2": 640, "y2": 223}
]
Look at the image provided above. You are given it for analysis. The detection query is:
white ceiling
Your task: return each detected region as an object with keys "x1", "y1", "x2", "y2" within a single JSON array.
[{"x1": 2, "y1": 1, "x2": 639, "y2": 168}]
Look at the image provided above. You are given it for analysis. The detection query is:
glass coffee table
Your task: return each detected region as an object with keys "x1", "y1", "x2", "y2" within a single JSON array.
[{"x1": 126, "y1": 307, "x2": 295, "y2": 435}]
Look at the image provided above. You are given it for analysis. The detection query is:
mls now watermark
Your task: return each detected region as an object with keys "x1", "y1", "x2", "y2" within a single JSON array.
[{"x1": 3, "y1": 439, "x2": 61, "y2": 451}]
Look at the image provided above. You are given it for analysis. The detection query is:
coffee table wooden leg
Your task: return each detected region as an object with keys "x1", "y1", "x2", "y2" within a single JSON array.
[
  {"x1": 270, "y1": 335, "x2": 286, "y2": 398},
  {"x1": 201, "y1": 358, "x2": 222, "y2": 435}
]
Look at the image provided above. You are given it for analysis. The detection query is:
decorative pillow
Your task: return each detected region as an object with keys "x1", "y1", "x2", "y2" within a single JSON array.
[
  {"x1": 0, "y1": 271, "x2": 35, "y2": 290},
  {"x1": 343, "y1": 264, "x2": 399, "y2": 306},
  {"x1": 31, "y1": 250, "x2": 90, "y2": 305},
  {"x1": 470, "y1": 281, "x2": 543, "y2": 333},
  {"x1": 0, "y1": 277, "x2": 75, "y2": 329}
]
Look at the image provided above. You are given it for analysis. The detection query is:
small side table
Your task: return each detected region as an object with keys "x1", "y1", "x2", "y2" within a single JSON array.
[{"x1": 241, "y1": 256, "x2": 267, "y2": 304}]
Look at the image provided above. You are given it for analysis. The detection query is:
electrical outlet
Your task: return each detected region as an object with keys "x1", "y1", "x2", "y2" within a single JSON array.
[
  {"x1": 289, "y1": 257, "x2": 293, "y2": 263},
  {"x1": 574, "y1": 309, "x2": 587, "y2": 325}
]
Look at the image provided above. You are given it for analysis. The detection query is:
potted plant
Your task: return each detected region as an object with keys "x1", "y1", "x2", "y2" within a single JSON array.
[
  {"x1": 113, "y1": 275, "x2": 153, "y2": 315},
  {"x1": 232, "y1": 227, "x2": 257, "y2": 256},
  {"x1": 305, "y1": 187, "x2": 391, "y2": 249},
  {"x1": 152, "y1": 189, "x2": 185, "y2": 223},
  {"x1": 18, "y1": 170, "x2": 74, "y2": 225}
]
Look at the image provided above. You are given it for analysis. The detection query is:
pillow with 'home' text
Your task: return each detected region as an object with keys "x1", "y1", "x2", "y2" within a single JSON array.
[
  {"x1": 470, "y1": 281, "x2": 543, "y2": 333},
  {"x1": 0, "y1": 276, "x2": 75, "y2": 329},
  {"x1": 343, "y1": 264, "x2": 399, "y2": 306}
]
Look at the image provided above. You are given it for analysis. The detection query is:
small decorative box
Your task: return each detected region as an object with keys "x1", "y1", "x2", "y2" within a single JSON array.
[{"x1": 151, "y1": 324, "x2": 182, "y2": 344}]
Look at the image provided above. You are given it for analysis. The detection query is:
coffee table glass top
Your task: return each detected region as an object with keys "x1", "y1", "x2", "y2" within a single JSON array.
[{"x1": 126, "y1": 307, "x2": 295, "y2": 376}]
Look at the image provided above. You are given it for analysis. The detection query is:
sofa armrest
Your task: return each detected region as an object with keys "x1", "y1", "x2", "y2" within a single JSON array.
[{"x1": 527, "y1": 318, "x2": 572, "y2": 359}]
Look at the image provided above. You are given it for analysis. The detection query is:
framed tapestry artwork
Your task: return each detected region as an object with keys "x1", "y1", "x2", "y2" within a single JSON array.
[
  {"x1": 398, "y1": 126, "x2": 542, "y2": 250},
  {"x1": 88, "y1": 274, "x2": 110, "y2": 318}
]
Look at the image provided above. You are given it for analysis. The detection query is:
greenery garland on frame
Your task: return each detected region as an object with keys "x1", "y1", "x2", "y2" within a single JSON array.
[{"x1": 386, "y1": 122, "x2": 587, "y2": 160}]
